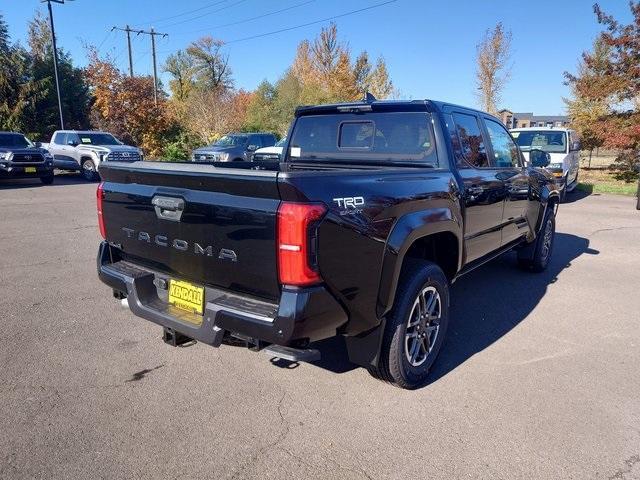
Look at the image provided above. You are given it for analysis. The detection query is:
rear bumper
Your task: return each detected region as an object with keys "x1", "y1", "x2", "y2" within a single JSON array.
[
  {"x1": 0, "y1": 163, "x2": 54, "y2": 179},
  {"x1": 97, "y1": 242, "x2": 347, "y2": 347}
]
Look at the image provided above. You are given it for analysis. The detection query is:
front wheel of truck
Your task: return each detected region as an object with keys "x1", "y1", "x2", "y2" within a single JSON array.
[{"x1": 369, "y1": 260, "x2": 450, "y2": 389}]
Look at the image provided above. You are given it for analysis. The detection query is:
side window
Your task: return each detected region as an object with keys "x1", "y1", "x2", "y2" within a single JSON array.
[
  {"x1": 67, "y1": 133, "x2": 80, "y2": 145},
  {"x1": 484, "y1": 119, "x2": 520, "y2": 168},
  {"x1": 262, "y1": 135, "x2": 276, "y2": 147},
  {"x1": 53, "y1": 132, "x2": 66, "y2": 145},
  {"x1": 248, "y1": 135, "x2": 262, "y2": 149},
  {"x1": 451, "y1": 113, "x2": 488, "y2": 168}
]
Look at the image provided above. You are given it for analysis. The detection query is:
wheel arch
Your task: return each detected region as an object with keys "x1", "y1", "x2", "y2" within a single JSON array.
[{"x1": 377, "y1": 208, "x2": 462, "y2": 319}]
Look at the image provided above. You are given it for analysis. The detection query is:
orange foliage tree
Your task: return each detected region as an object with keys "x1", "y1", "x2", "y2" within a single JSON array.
[{"x1": 85, "y1": 49, "x2": 172, "y2": 158}]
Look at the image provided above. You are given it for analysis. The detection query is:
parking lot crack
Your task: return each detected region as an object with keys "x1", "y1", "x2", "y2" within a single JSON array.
[{"x1": 608, "y1": 454, "x2": 640, "y2": 479}]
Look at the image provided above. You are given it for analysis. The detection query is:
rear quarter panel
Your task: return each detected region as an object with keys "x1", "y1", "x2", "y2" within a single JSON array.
[{"x1": 279, "y1": 168, "x2": 461, "y2": 335}]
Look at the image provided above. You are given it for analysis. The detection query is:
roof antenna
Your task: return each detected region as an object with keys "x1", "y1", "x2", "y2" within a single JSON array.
[{"x1": 363, "y1": 91, "x2": 377, "y2": 103}]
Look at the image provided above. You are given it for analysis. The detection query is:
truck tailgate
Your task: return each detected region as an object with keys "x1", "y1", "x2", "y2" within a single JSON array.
[{"x1": 99, "y1": 161, "x2": 281, "y2": 300}]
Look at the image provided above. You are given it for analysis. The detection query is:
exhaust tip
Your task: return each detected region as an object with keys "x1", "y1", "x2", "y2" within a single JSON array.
[{"x1": 120, "y1": 298, "x2": 129, "y2": 309}]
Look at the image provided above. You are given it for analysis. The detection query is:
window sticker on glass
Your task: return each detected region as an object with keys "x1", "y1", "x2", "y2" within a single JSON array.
[
  {"x1": 81, "y1": 138, "x2": 92, "y2": 143},
  {"x1": 290, "y1": 147, "x2": 301, "y2": 157},
  {"x1": 511, "y1": 132, "x2": 520, "y2": 138}
]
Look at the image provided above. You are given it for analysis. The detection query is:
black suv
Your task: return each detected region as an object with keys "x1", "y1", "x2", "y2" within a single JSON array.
[
  {"x1": 191, "y1": 133, "x2": 277, "y2": 162},
  {"x1": 0, "y1": 132, "x2": 55, "y2": 184}
]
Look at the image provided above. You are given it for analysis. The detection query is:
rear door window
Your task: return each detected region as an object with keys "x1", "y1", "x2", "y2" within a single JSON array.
[
  {"x1": 288, "y1": 112, "x2": 437, "y2": 166},
  {"x1": 450, "y1": 113, "x2": 489, "y2": 168}
]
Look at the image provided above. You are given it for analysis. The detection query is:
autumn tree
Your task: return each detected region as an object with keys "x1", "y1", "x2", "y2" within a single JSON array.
[
  {"x1": 565, "y1": 2, "x2": 640, "y2": 179},
  {"x1": 564, "y1": 38, "x2": 610, "y2": 165},
  {"x1": 86, "y1": 50, "x2": 171, "y2": 157},
  {"x1": 475, "y1": 22, "x2": 512, "y2": 114}
]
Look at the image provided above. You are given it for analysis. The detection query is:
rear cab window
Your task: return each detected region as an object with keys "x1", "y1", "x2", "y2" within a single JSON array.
[{"x1": 287, "y1": 111, "x2": 438, "y2": 167}]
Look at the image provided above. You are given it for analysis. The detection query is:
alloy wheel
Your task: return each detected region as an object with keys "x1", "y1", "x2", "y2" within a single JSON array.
[{"x1": 404, "y1": 286, "x2": 441, "y2": 367}]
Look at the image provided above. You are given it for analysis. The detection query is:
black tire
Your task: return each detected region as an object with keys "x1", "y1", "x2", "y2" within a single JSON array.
[
  {"x1": 40, "y1": 173, "x2": 54, "y2": 185},
  {"x1": 368, "y1": 260, "x2": 450, "y2": 389},
  {"x1": 81, "y1": 159, "x2": 97, "y2": 181},
  {"x1": 518, "y1": 208, "x2": 555, "y2": 273}
]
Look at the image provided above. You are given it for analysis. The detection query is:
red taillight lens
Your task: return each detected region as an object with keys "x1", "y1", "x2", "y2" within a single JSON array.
[
  {"x1": 277, "y1": 202, "x2": 326, "y2": 286},
  {"x1": 97, "y1": 182, "x2": 106, "y2": 239}
]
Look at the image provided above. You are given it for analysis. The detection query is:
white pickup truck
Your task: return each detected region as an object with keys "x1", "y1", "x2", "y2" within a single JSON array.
[{"x1": 46, "y1": 130, "x2": 143, "y2": 180}]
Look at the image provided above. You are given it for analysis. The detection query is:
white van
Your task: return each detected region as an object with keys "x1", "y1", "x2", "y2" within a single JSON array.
[{"x1": 510, "y1": 127, "x2": 580, "y2": 201}]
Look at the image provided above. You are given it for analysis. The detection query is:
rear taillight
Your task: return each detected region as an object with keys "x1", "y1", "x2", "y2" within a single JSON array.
[
  {"x1": 97, "y1": 182, "x2": 106, "y2": 239},
  {"x1": 277, "y1": 202, "x2": 326, "y2": 286}
]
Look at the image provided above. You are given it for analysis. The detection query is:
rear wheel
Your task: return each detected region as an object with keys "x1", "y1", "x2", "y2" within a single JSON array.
[
  {"x1": 81, "y1": 159, "x2": 97, "y2": 181},
  {"x1": 368, "y1": 260, "x2": 449, "y2": 389}
]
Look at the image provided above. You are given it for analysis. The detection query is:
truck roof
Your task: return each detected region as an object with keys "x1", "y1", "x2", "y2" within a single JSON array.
[
  {"x1": 295, "y1": 99, "x2": 502, "y2": 123},
  {"x1": 53, "y1": 130, "x2": 110, "y2": 134}
]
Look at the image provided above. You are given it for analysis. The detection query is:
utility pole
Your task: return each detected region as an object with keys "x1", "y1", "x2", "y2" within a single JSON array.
[
  {"x1": 111, "y1": 25, "x2": 135, "y2": 77},
  {"x1": 41, "y1": 0, "x2": 71, "y2": 130},
  {"x1": 110, "y1": 26, "x2": 167, "y2": 104},
  {"x1": 151, "y1": 28, "x2": 158, "y2": 105},
  {"x1": 136, "y1": 28, "x2": 168, "y2": 106}
]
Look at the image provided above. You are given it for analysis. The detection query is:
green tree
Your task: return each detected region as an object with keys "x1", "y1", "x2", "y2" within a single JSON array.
[
  {"x1": 186, "y1": 36, "x2": 232, "y2": 91},
  {"x1": 21, "y1": 11, "x2": 90, "y2": 139}
]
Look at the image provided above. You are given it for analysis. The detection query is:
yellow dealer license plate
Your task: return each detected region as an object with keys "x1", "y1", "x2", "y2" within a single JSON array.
[
  {"x1": 168, "y1": 279, "x2": 204, "y2": 315},
  {"x1": 25, "y1": 167, "x2": 36, "y2": 173}
]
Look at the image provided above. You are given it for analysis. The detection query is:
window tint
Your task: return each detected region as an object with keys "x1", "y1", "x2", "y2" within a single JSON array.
[
  {"x1": 262, "y1": 134, "x2": 276, "y2": 147},
  {"x1": 339, "y1": 121, "x2": 375, "y2": 149},
  {"x1": 485, "y1": 119, "x2": 520, "y2": 168},
  {"x1": 248, "y1": 135, "x2": 262, "y2": 148},
  {"x1": 289, "y1": 112, "x2": 436, "y2": 166},
  {"x1": 451, "y1": 113, "x2": 488, "y2": 168},
  {"x1": 53, "y1": 132, "x2": 66, "y2": 145}
]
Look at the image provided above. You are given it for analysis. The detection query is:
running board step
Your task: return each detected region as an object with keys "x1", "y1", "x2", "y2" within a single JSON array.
[{"x1": 262, "y1": 344, "x2": 320, "y2": 362}]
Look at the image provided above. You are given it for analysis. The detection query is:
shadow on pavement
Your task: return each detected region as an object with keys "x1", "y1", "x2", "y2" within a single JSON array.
[
  {"x1": 564, "y1": 187, "x2": 592, "y2": 203},
  {"x1": 0, "y1": 172, "x2": 93, "y2": 190},
  {"x1": 292, "y1": 232, "x2": 598, "y2": 383}
]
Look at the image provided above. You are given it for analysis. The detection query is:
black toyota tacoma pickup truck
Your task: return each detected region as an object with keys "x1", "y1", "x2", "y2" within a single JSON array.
[{"x1": 97, "y1": 99, "x2": 559, "y2": 389}]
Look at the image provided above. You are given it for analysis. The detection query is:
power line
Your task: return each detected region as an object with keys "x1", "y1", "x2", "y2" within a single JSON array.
[
  {"x1": 171, "y1": 0, "x2": 315, "y2": 36},
  {"x1": 131, "y1": 0, "x2": 228, "y2": 28},
  {"x1": 224, "y1": 0, "x2": 398, "y2": 44},
  {"x1": 157, "y1": 0, "x2": 249, "y2": 29}
]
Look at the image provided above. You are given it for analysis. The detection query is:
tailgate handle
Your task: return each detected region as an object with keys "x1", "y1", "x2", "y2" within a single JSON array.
[{"x1": 152, "y1": 196, "x2": 185, "y2": 222}]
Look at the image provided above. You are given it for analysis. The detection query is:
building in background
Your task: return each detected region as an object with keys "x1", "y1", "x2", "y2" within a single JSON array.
[{"x1": 498, "y1": 109, "x2": 570, "y2": 129}]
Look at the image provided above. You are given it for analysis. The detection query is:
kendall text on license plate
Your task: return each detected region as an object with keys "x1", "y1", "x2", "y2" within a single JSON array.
[
  {"x1": 25, "y1": 167, "x2": 36, "y2": 173},
  {"x1": 168, "y1": 279, "x2": 204, "y2": 315}
]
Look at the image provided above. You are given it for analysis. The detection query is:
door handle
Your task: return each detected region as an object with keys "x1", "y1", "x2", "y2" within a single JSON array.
[{"x1": 152, "y1": 196, "x2": 185, "y2": 222}]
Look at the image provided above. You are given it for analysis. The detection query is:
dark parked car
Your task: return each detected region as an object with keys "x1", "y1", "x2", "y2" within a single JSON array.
[
  {"x1": 191, "y1": 133, "x2": 277, "y2": 163},
  {"x1": 96, "y1": 98, "x2": 560, "y2": 389},
  {"x1": 0, "y1": 132, "x2": 54, "y2": 184}
]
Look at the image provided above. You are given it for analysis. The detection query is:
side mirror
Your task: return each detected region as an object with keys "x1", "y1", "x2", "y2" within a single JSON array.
[
  {"x1": 34, "y1": 141, "x2": 42, "y2": 148},
  {"x1": 530, "y1": 149, "x2": 551, "y2": 168},
  {"x1": 570, "y1": 141, "x2": 581, "y2": 151},
  {"x1": 67, "y1": 140, "x2": 78, "y2": 147},
  {"x1": 247, "y1": 144, "x2": 258, "y2": 151}
]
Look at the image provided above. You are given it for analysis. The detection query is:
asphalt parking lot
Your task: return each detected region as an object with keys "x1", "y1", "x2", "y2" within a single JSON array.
[{"x1": 1, "y1": 174, "x2": 639, "y2": 480}]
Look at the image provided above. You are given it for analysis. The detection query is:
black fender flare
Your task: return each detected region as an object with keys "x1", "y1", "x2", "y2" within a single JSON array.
[{"x1": 376, "y1": 207, "x2": 462, "y2": 318}]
